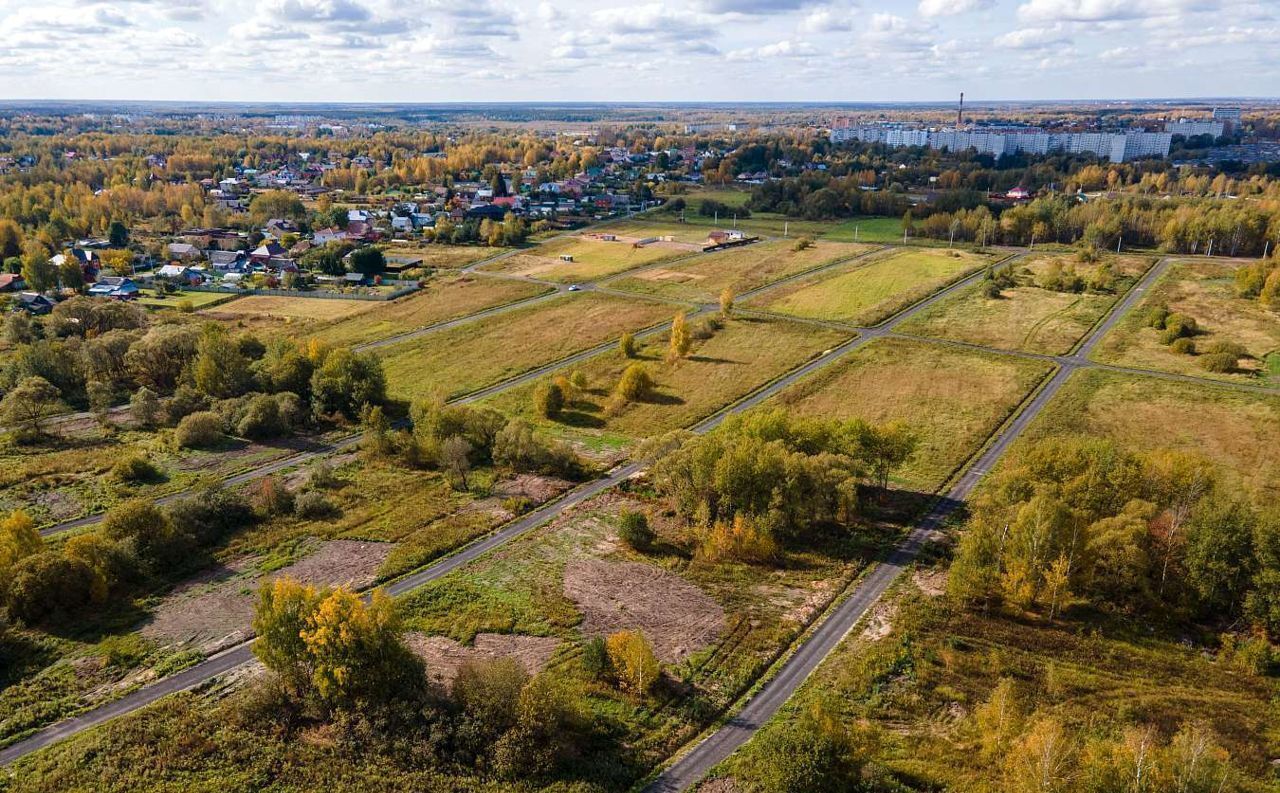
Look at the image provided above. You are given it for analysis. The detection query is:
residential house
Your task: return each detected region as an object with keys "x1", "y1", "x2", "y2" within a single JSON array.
[
  {"x1": 264, "y1": 218, "x2": 299, "y2": 238},
  {"x1": 88, "y1": 277, "x2": 140, "y2": 300},
  {"x1": 345, "y1": 221, "x2": 377, "y2": 242},
  {"x1": 313, "y1": 227, "x2": 349, "y2": 245},
  {"x1": 157, "y1": 264, "x2": 205, "y2": 285},
  {"x1": 15, "y1": 292, "x2": 54, "y2": 314},
  {"x1": 209, "y1": 250, "x2": 249, "y2": 272},
  {"x1": 167, "y1": 242, "x2": 202, "y2": 260},
  {"x1": 250, "y1": 241, "x2": 286, "y2": 263},
  {"x1": 0, "y1": 274, "x2": 26, "y2": 292}
]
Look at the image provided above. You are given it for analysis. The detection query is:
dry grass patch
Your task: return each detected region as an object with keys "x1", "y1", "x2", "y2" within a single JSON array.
[
  {"x1": 607, "y1": 239, "x2": 878, "y2": 302},
  {"x1": 1094, "y1": 257, "x2": 1280, "y2": 386},
  {"x1": 771, "y1": 337, "x2": 1053, "y2": 492},
  {"x1": 388, "y1": 244, "x2": 510, "y2": 268},
  {"x1": 746, "y1": 247, "x2": 993, "y2": 325},
  {"x1": 377, "y1": 292, "x2": 674, "y2": 402},
  {"x1": 201, "y1": 294, "x2": 377, "y2": 335},
  {"x1": 479, "y1": 236, "x2": 694, "y2": 283},
  {"x1": 405, "y1": 632, "x2": 561, "y2": 688},
  {"x1": 898, "y1": 253, "x2": 1154, "y2": 354},
  {"x1": 484, "y1": 315, "x2": 850, "y2": 441},
  {"x1": 1015, "y1": 367, "x2": 1280, "y2": 503}
]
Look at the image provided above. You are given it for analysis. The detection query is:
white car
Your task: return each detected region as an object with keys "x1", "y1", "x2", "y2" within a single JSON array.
[{"x1": 567, "y1": 284, "x2": 581, "y2": 291}]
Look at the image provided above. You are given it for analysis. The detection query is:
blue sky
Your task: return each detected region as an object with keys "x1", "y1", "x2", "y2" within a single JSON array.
[{"x1": 0, "y1": 0, "x2": 1275, "y2": 101}]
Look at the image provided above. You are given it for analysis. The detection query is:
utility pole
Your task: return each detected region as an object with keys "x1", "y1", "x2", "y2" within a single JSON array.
[
  {"x1": 854, "y1": 225, "x2": 859, "y2": 243},
  {"x1": 1029, "y1": 232, "x2": 1036, "y2": 251},
  {"x1": 1264, "y1": 240, "x2": 1271, "y2": 259},
  {"x1": 1116, "y1": 235, "x2": 1122, "y2": 254},
  {"x1": 783, "y1": 221, "x2": 788, "y2": 238},
  {"x1": 1207, "y1": 238, "x2": 1214, "y2": 257}
]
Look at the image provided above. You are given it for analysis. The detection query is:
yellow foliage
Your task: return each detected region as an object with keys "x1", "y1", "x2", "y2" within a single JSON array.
[
  {"x1": 605, "y1": 629, "x2": 660, "y2": 696},
  {"x1": 695, "y1": 514, "x2": 780, "y2": 565},
  {"x1": 0, "y1": 509, "x2": 41, "y2": 572}
]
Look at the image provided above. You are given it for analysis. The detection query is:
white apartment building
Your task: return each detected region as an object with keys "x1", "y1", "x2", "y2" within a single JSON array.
[
  {"x1": 1165, "y1": 120, "x2": 1225, "y2": 138},
  {"x1": 830, "y1": 125, "x2": 1171, "y2": 162}
]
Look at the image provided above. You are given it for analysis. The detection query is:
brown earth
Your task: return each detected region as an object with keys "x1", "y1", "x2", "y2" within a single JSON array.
[
  {"x1": 141, "y1": 539, "x2": 393, "y2": 654},
  {"x1": 404, "y1": 632, "x2": 562, "y2": 688},
  {"x1": 563, "y1": 558, "x2": 725, "y2": 663}
]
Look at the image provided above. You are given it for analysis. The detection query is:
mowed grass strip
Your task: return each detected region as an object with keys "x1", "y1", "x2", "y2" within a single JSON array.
[
  {"x1": 138, "y1": 290, "x2": 241, "y2": 310},
  {"x1": 387, "y1": 244, "x2": 511, "y2": 268},
  {"x1": 200, "y1": 294, "x2": 380, "y2": 335},
  {"x1": 376, "y1": 292, "x2": 675, "y2": 402},
  {"x1": 771, "y1": 337, "x2": 1052, "y2": 492},
  {"x1": 485, "y1": 315, "x2": 852, "y2": 441},
  {"x1": 607, "y1": 239, "x2": 878, "y2": 303},
  {"x1": 897, "y1": 253, "x2": 1155, "y2": 355},
  {"x1": 479, "y1": 236, "x2": 695, "y2": 283},
  {"x1": 747, "y1": 247, "x2": 993, "y2": 326},
  {"x1": 1093, "y1": 257, "x2": 1280, "y2": 386},
  {"x1": 1012, "y1": 367, "x2": 1280, "y2": 502}
]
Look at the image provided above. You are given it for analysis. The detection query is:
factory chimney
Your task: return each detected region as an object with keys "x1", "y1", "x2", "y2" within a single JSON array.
[{"x1": 957, "y1": 92, "x2": 964, "y2": 127}]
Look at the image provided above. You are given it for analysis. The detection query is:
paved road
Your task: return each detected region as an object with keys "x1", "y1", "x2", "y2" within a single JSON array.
[
  {"x1": 0, "y1": 251, "x2": 1016, "y2": 766},
  {"x1": 640, "y1": 260, "x2": 1166, "y2": 792}
]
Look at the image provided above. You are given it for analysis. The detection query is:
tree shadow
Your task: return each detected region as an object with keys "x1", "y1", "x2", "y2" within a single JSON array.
[
  {"x1": 556, "y1": 409, "x2": 606, "y2": 429},
  {"x1": 686, "y1": 355, "x2": 740, "y2": 365}
]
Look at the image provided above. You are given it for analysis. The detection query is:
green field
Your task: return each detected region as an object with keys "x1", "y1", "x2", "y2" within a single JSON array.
[
  {"x1": 605, "y1": 239, "x2": 878, "y2": 303},
  {"x1": 485, "y1": 315, "x2": 851, "y2": 443},
  {"x1": 1093, "y1": 257, "x2": 1280, "y2": 386},
  {"x1": 376, "y1": 292, "x2": 676, "y2": 402},
  {"x1": 1011, "y1": 367, "x2": 1280, "y2": 502},
  {"x1": 770, "y1": 337, "x2": 1053, "y2": 492},
  {"x1": 747, "y1": 247, "x2": 994, "y2": 326},
  {"x1": 897, "y1": 253, "x2": 1155, "y2": 355},
  {"x1": 478, "y1": 236, "x2": 696, "y2": 283},
  {"x1": 822, "y1": 216, "x2": 914, "y2": 244}
]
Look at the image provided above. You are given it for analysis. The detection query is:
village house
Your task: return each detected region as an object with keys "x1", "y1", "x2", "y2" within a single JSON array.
[{"x1": 87, "y1": 276, "x2": 140, "y2": 300}]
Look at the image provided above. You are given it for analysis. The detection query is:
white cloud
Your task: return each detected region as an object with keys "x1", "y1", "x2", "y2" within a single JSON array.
[
  {"x1": 919, "y1": 0, "x2": 993, "y2": 17},
  {"x1": 994, "y1": 25, "x2": 1072, "y2": 47}
]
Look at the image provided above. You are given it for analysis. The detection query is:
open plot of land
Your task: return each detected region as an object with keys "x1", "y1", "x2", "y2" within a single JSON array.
[
  {"x1": 606, "y1": 239, "x2": 878, "y2": 303},
  {"x1": 746, "y1": 247, "x2": 993, "y2": 326},
  {"x1": 770, "y1": 337, "x2": 1053, "y2": 492},
  {"x1": 376, "y1": 292, "x2": 675, "y2": 402},
  {"x1": 1012, "y1": 367, "x2": 1280, "y2": 502},
  {"x1": 385, "y1": 244, "x2": 510, "y2": 269},
  {"x1": 591, "y1": 220, "x2": 721, "y2": 246},
  {"x1": 485, "y1": 315, "x2": 850, "y2": 444},
  {"x1": 200, "y1": 293, "x2": 379, "y2": 336},
  {"x1": 644, "y1": 210, "x2": 834, "y2": 240},
  {"x1": 396, "y1": 490, "x2": 885, "y2": 768},
  {"x1": 274, "y1": 274, "x2": 550, "y2": 347},
  {"x1": 479, "y1": 235, "x2": 696, "y2": 283},
  {"x1": 722, "y1": 584, "x2": 1280, "y2": 792},
  {"x1": 1093, "y1": 257, "x2": 1280, "y2": 386},
  {"x1": 137, "y1": 290, "x2": 240, "y2": 310},
  {"x1": 897, "y1": 253, "x2": 1154, "y2": 355}
]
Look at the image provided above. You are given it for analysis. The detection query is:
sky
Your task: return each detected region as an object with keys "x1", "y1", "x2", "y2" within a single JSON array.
[{"x1": 0, "y1": 0, "x2": 1276, "y2": 102}]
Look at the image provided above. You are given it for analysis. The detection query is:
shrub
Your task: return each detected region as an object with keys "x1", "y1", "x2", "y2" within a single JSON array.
[
  {"x1": 165, "y1": 484, "x2": 255, "y2": 546},
  {"x1": 251, "y1": 476, "x2": 294, "y2": 517},
  {"x1": 1145, "y1": 305, "x2": 1171, "y2": 329},
  {"x1": 605, "y1": 630, "x2": 660, "y2": 695},
  {"x1": 4, "y1": 553, "x2": 94, "y2": 624},
  {"x1": 982, "y1": 280, "x2": 1004, "y2": 299},
  {"x1": 534, "y1": 381, "x2": 565, "y2": 419},
  {"x1": 792, "y1": 236, "x2": 814, "y2": 252},
  {"x1": 130, "y1": 386, "x2": 162, "y2": 428},
  {"x1": 1159, "y1": 312, "x2": 1198, "y2": 343},
  {"x1": 619, "y1": 331, "x2": 638, "y2": 358},
  {"x1": 111, "y1": 454, "x2": 161, "y2": 484},
  {"x1": 1200, "y1": 352, "x2": 1237, "y2": 373},
  {"x1": 307, "y1": 460, "x2": 341, "y2": 490},
  {"x1": 236, "y1": 393, "x2": 290, "y2": 439},
  {"x1": 101, "y1": 499, "x2": 185, "y2": 568},
  {"x1": 691, "y1": 316, "x2": 721, "y2": 340},
  {"x1": 581, "y1": 636, "x2": 610, "y2": 680},
  {"x1": 1206, "y1": 339, "x2": 1247, "y2": 358},
  {"x1": 695, "y1": 514, "x2": 781, "y2": 564},
  {"x1": 174, "y1": 411, "x2": 224, "y2": 448},
  {"x1": 166, "y1": 385, "x2": 210, "y2": 424},
  {"x1": 1169, "y1": 337, "x2": 1196, "y2": 355},
  {"x1": 618, "y1": 509, "x2": 655, "y2": 551},
  {"x1": 615, "y1": 363, "x2": 654, "y2": 402},
  {"x1": 293, "y1": 491, "x2": 339, "y2": 520}
]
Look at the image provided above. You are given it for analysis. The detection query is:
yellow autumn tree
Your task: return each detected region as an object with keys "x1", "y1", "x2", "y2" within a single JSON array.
[
  {"x1": 667, "y1": 312, "x2": 692, "y2": 362},
  {"x1": 0, "y1": 509, "x2": 42, "y2": 573},
  {"x1": 605, "y1": 629, "x2": 660, "y2": 696}
]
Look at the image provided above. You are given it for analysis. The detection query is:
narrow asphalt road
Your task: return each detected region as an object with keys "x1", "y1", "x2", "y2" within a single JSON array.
[
  {"x1": 640, "y1": 259, "x2": 1171, "y2": 793},
  {"x1": 0, "y1": 250, "x2": 1016, "y2": 766}
]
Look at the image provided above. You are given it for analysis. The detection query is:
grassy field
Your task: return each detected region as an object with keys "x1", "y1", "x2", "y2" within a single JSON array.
[
  {"x1": 385, "y1": 244, "x2": 510, "y2": 268},
  {"x1": 897, "y1": 253, "x2": 1155, "y2": 355},
  {"x1": 1011, "y1": 367, "x2": 1280, "y2": 503},
  {"x1": 136, "y1": 290, "x2": 240, "y2": 310},
  {"x1": 722, "y1": 583, "x2": 1280, "y2": 792},
  {"x1": 822, "y1": 216, "x2": 911, "y2": 244},
  {"x1": 485, "y1": 315, "x2": 851, "y2": 444},
  {"x1": 746, "y1": 247, "x2": 994, "y2": 326},
  {"x1": 376, "y1": 292, "x2": 676, "y2": 402},
  {"x1": 605, "y1": 239, "x2": 878, "y2": 303},
  {"x1": 478, "y1": 236, "x2": 695, "y2": 284},
  {"x1": 203, "y1": 276, "x2": 551, "y2": 345},
  {"x1": 1093, "y1": 257, "x2": 1280, "y2": 386},
  {"x1": 770, "y1": 337, "x2": 1053, "y2": 492}
]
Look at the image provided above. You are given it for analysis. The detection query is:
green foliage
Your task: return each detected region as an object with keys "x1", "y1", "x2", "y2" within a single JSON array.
[
  {"x1": 614, "y1": 362, "x2": 654, "y2": 402},
  {"x1": 0, "y1": 375, "x2": 63, "y2": 440},
  {"x1": 1169, "y1": 337, "x2": 1196, "y2": 355},
  {"x1": 605, "y1": 629, "x2": 660, "y2": 696},
  {"x1": 310, "y1": 347, "x2": 386, "y2": 420},
  {"x1": 165, "y1": 483, "x2": 255, "y2": 546},
  {"x1": 741, "y1": 705, "x2": 872, "y2": 793},
  {"x1": 534, "y1": 380, "x2": 565, "y2": 419},
  {"x1": 619, "y1": 331, "x2": 637, "y2": 358},
  {"x1": 129, "y1": 386, "x2": 161, "y2": 427},
  {"x1": 174, "y1": 410, "x2": 224, "y2": 448},
  {"x1": 347, "y1": 246, "x2": 385, "y2": 276},
  {"x1": 293, "y1": 491, "x2": 339, "y2": 520},
  {"x1": 111, "y1": 454, "x2": 161, "y2": 484},
  {"x1": 617, "y1": 509, "x2": 655, "y2": 551},
  {"x1": 1199, "y1": 351, "x2": 1238, "y2": 373},
  {"x1": 250, "y1": 476, "x2": 295, "y2": 517}
]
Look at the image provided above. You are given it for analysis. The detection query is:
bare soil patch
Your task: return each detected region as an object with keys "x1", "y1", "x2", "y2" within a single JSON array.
[
  {"x1": 404, "y1": 632, "x2": 561, "y2": 687},
  {"x1": 142, "y1": 539, "x2": 393, "y2": 654},
  {"x1": 491, "y1": 473, "x2": 573, "y2": 503},
  {"x1": 563, "y1": 559, "x2": 725, "y2": 663}
]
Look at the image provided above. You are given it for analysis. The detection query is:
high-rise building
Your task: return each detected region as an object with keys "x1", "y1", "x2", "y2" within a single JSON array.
[{"x1": 1166, "y1": 120, "x2": 1225, "y2": 138}]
